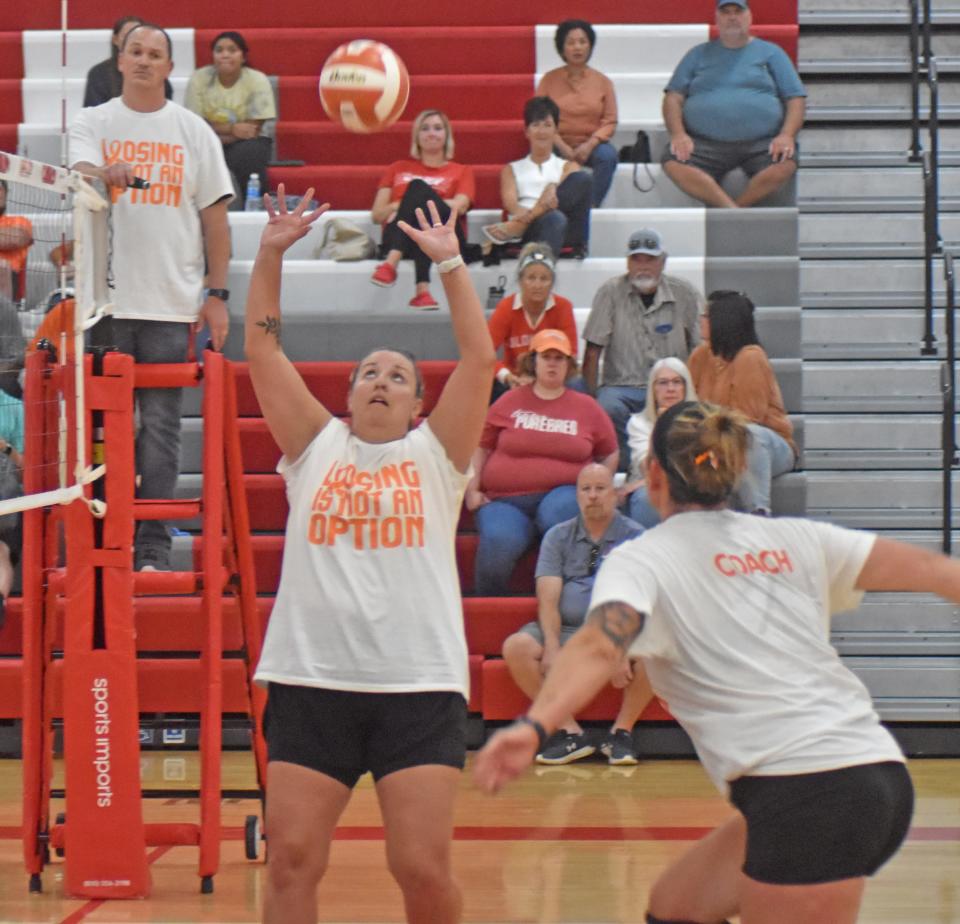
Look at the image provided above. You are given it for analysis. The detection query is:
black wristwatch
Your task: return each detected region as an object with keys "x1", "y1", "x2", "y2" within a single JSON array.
[
  {"x1": 207, "y1": 288, "x2": 230, "y2": 302},
  {"x1": 2, "y1": 444, "x2": 12, "y2": 456}
]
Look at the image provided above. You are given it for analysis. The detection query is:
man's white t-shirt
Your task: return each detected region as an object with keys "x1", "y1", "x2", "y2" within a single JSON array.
[
  {"x1": 255, "y1": 418, "x2": 471, "y2": 698},
  {"x1": 590, "y1": 510, "x2": 904, "y2": 792},
  {"x1": 69, "y1": 98, "x2": 234, "y2": 322}
]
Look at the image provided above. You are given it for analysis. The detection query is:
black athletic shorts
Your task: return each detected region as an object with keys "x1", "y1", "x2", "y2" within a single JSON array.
[
  {"x1": 263, "y1": 682, "x2": 467, "y2": 788},
  {"x1": 729, "y1": 760, "x2": 914, "y2": 885}
]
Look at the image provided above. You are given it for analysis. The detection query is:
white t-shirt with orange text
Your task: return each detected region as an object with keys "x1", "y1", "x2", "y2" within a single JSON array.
[
  {"x1": 590, "y1": 510, "x2": 904, "y2": 792},
  {"x1": 255, "y1": 418, "x2": 471, "y2": 698},
  {"x1": 69, "y1": 98, "x2": 234, "y2": 322}
]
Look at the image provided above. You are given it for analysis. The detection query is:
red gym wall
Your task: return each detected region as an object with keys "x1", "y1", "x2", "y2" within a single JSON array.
[{"x1": 10, "y1": 0, "x2": 797, "y2": 29}]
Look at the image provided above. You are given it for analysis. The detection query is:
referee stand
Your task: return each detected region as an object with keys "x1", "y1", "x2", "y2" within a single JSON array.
[{"x1": 20, "y1": 345, "x2": 266, "y2": 898}]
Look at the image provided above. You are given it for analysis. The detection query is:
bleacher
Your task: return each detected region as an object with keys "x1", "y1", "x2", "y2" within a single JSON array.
[{"x1": 0, "y1": 0, "x2": 958, "y2": 751}]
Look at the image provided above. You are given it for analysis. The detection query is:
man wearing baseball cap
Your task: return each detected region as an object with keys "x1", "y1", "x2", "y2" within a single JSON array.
[
  {"x1": 582, "y1": 228, "x2": 703, "y2": 470},
  {"x1": 662, "y1": 0, "x2": 806, "y2": 207}
]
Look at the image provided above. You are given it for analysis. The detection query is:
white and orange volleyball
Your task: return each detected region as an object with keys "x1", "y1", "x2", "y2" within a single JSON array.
[{"x1": 319, "y1": 40, "x2": 410, "y2": 134}]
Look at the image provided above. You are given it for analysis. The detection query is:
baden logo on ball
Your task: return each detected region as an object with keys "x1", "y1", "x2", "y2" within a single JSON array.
[{"x1": 319, "y1": 40, "x2": 410, "y2": 134}]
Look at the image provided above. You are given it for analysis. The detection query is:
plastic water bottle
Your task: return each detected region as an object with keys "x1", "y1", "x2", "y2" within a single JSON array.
[{"x1": 244, "y1": 173, "x2": 261, "y2": 211}]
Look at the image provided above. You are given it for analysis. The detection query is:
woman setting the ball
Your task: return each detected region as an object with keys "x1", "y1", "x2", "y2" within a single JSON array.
[
  {"x1": 369, "y1": 109, "x2": 476, "y2": 310},
  {"x1": 474, "y1": 399, "x2": 960, "y2": 924},
  {"x1": 247, "y1": 187, "x2": 495, "y2": 923}
]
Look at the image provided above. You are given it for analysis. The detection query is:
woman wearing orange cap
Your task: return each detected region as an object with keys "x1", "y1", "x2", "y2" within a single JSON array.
[{"x1": 467, "y1": 328, "x2": 618, "y2": 595}]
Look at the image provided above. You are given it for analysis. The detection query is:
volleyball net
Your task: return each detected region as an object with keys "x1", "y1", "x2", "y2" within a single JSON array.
[{"x1": 0, "y1": 149, "x2": 111, "y2": 515}]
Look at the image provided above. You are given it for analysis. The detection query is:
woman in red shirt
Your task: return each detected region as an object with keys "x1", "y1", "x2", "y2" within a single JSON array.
[
  {"x1": 487, "y1": 243, "x2": 578, "y2": 398},
  {"x1": 370, "y1": 110, "x2": 476, "y2": 310},
  {"x1": 467, "y1": 328, "x2": 618, "y2": 595}
]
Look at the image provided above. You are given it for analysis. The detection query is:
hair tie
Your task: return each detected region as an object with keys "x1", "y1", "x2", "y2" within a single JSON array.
[{"x1": 694, "y1": 450, "x2": 719, "y2": 470}]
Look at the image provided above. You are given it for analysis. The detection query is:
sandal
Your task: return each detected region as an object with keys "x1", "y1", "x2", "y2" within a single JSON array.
[{"x1": 482, "y1": 221, "x2": 525, "y2": 245}]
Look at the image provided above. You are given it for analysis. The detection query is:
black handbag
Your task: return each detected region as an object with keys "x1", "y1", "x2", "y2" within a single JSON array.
[{"x1": 618, "y1": 130, "x2": 656, "y2": 193}]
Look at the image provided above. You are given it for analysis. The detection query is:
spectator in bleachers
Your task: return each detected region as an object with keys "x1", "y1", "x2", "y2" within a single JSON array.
[
  {"x1": 487, "y1": 243, "x2": 577, "y2": 398},
  {"x1": 661, "y1": 0, "x2": 806, "y2": 208},
  {"x1": 467, "y1": 328, "x2": 617, "y2": 595},
  {"x1": 582, "y1": 227, "x2": 703, "y2": 471},
  {"x1": 688, "y1": 289, "x2": 796, "y2": 514},
  {"x1": 502, "y1": 463, "x2": 651, "y2": 765},
  {"x1": 0, "y1": 180, "x2": 34, "y2": 303},
  {"x1": 621, "y1": 357, "x2": 697, "y2": 528},
  {"x1": 70, "y1": 22, "x2": 233, "y2": 572},
  {"x1": 0, "y1": 393, "x2": 23, "y2": 631},
  {"x1": 185, "y1": 30, "x2": 276, "y2": 209},
  {"x1": 536, "y1": 19, "x2": 619, "y2": 207},
  {"x1": 370, "y1": 109, "x2": 476, "y2": 310},
  {"x1": 483, "y1": 96, "x2": 592, "y2": 260},
  {"x1": 83, "y1": 15, "x2": 173, "y2": 107}
]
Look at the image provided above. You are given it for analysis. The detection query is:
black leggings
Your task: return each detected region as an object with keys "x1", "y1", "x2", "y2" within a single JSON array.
[
  {"x1": 224, "y1": 136, "x2": 272, "y2": 204},
  {"x1": 381, "y1": 179, "x2": 468, "y2": 284}
]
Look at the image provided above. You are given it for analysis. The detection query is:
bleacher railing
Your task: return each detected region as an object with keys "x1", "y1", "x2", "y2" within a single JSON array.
[
  {"x1": 909, "y1": 0, "x2": 942, "y2": 356},
  {"x1": 940, "y1": 253, "x2": 958, "y2": 553}
]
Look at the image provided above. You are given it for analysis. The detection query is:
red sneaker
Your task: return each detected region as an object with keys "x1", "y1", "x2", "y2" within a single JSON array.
[
  {"x1": 409, "y1": 292, "x2": 439, "y2": 311},
  {"x1": 371, "y1": 262, "x2": 398, "y2": 287}
]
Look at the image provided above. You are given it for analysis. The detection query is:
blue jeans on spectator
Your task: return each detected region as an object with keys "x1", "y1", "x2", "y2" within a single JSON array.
[
  {"x1": 586, "y1": 141, "x2": 618, "y2": 206},
  {"x1": 523, "y1": 170, "x2": 592, "y2": 257},
  {"x1": 735, "y1": 423, "x2": 796, "y2": 513},
  {"x1": 596, "y1": 385, "x2": 647, "y2": 472},
  {"x1": 627, "y1": 485, "x2": 660, "y2": 529},
  {"x1": 474, "y1": 486, "x2": 579, "y2": 595},
  {"x1": 90, "y1": 318, "x2": 191, "y2": 568}
]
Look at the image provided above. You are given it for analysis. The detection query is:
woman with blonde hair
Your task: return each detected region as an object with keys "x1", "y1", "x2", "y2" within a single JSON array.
[
  {"x1": 474, "y1": 399, "x2": 945, "y2": 924},
  {"x1": 370, "y1": 109, "x2": 476, "y2": 309},
  {"x1": 621, "y1": 357, "x2": 697, "y2": 527}
]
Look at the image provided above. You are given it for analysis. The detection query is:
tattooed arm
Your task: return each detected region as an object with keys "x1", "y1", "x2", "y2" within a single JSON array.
[
  {"x1": 474, "y1": 600, "x2": 645, "y2": 793},
  {"x1": 244, "y1": 185, "x2": 333, "y2": 462}
]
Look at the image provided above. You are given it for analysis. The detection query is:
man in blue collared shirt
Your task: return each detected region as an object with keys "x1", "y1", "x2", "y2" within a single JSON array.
[{"x1": 502, "y1": 463, "x2": 652, "y2": 765}]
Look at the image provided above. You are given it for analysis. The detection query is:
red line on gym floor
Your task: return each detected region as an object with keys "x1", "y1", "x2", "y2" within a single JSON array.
[{"x1": 56, "y1": 846, "x2": 170, "y2": 924}]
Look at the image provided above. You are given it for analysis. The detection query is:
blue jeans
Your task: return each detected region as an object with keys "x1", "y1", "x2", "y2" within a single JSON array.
[
  {"x1": 90, "y1": 318, "x2": 191, "y2": 564},
  {"x1": 474, "y1": 486, "x2": 579, "y2": 595},
  {"x1": 627, "y1": 485, "x2": 660, "y2": 529},
  {"x1": 586, "y1": 142, "x2": 618, "y2": 206},
  {"x1": 735, "y1": 424, "x2": 796, "y2": 513},
  {"x1": 523, "y1": 170, "x2": 592, "y2": 257},
  {"x1": 596, "y1": 385, "x2": 647, "y2": 472}
]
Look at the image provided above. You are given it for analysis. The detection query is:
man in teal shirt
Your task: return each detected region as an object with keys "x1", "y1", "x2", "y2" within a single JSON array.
[{"x1": 662, "y1": 0, "x2": 806, "y2": 207}]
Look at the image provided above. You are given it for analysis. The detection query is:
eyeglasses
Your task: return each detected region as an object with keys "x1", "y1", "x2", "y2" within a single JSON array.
[{"x1": 588, "y1": 544, "x2": 601, "y2": 576}]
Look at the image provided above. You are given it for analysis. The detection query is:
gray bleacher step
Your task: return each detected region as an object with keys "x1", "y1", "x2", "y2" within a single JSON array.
[
  {"x1": 800, "y1": 258, "x2": 944, "y2": 303},
  {"x1": 801, "y1": 60, "x2": 960, "y2": 75},
  {"x1": 807, "y1": 104, "x2": 960, "y2": 122},
  {"x1": 800, "y1": 0, "x2": 960, "y2": 12},
  {"x1": 802, "y1": 152, "x2": 960, "y2": 168},
  {"x1": 800, "y1": 124, "x2": 960, "y2": 158},
  {"x1": 799, "y1": 29, "x2": 960, "y2": 63},
  {"x1": 798, "y1": 166, "x2": 960, "y2": 203},
  {"x1": 803, "y1": 414, "x2": 946, "y2": 469},
  {"x1": 805, "y1": 470, "x2": 960, "y2": 529},
  {"x1": 800, "y1": 212, "x2": 960, "y2": 252},
  {"x1": 804, "y1": 78, "x2": 960, "y2": 109},
  {"x1": 871, "y1": 699, "x2": 960, "y2": 721},
  {"x1": 833, "y1": 591, "x2": 960, "y2": 654},
  {"x1": 803, "y1": 360, "x2": 951, "y2": 413},
  {"x1": 844, "y1": 655, "x2": 960, "y2": 702},
  {"x1": 801, "y1": 11, "x2": 960, "y2": 25},
  {"x1": 800, "y1": 196, "x2": 960, "y2": 213},
  {"x1": 803, "y1": 308, "x2": 959, "y2": 360}
]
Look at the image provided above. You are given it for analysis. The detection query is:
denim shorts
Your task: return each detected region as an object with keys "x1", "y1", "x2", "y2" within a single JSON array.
[{"x1": 662, "y1": 134, "x2": 797, "y2": 182}]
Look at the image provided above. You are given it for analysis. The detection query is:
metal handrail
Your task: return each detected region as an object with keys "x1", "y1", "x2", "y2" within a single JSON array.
[{"x1": 940, "y1": 253, "x2": 957, "y2": 553}]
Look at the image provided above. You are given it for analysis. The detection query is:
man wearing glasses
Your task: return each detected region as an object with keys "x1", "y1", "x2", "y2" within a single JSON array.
[
  {"x1": 582, "y1": 227, "x2": 704, "y2": 472},
  {"x1": 501, "y1": 463, "x2": 653, "y2": 765}
]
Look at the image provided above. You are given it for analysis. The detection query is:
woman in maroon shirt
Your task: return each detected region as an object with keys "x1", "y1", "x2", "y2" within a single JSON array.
[{"x1": 466, "y1": 328, "x2": 617, "y2": 594}]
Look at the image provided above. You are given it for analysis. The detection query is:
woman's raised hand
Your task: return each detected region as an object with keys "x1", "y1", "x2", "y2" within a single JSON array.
[
  {"x1": 397, "y1": 200, "x2": 460, "y2": 265},
  {"x1": 260, "y1": 184, "x2": 330, "y2": 254}
]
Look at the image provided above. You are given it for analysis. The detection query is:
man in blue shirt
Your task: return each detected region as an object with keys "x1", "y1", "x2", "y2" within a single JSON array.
[
  {"x1": 662, "y1": 0, "x2": 806, "y2": 207},
  {"x1": 501, "y1": 463, "x2": 652, "y2": 765}
]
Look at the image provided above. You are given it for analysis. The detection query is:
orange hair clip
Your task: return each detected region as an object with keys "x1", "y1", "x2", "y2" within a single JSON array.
[{"x1": 694, "y1": 450, "x2": 719, "y2": 470}]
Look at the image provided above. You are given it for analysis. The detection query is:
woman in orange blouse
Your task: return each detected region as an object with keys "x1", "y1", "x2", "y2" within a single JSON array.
[
  {"x1": 688, "y1": 290, "x2": 796, "y2": 514},
  {"x1": 536, "y1": 20, "x2": 619, "y2": 207}
]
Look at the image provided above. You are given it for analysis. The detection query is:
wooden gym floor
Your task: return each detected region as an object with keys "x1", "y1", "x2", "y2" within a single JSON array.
[{"x1": 0, "y1": 751, "x2": 957, "y2": 923}]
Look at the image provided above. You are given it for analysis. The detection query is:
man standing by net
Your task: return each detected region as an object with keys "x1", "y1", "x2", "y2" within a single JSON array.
[{"x1": 69, "y1": 23, "x2": 233, "y2": 571}]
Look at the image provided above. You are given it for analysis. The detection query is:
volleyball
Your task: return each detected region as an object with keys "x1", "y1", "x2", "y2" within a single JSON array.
[{"x1": 318, "y1": 40, "x2": 410, "y2": 134}]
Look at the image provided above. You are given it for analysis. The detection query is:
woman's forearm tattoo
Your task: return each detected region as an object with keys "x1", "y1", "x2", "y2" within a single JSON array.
[
  {"x1": 256, "y1": 316, "x2": 282, "y2": 341},
  {"x1": 586, "y1": 602, "x2": 645, "y2": 652}
]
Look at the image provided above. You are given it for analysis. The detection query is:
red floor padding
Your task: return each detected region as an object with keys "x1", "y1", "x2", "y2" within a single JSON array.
[
  {"x1": 270, "y1": 164, "x2": 503, "y2": 209},
  {"x1": 196, "y1": 27, "x2": 535, "y2": 78},
  {"x1": 14, "y1": 0, "x2": 797, "y2": 30},
  {"x1": 0, "y1": 125, "x2": 18, "y2": 157}
]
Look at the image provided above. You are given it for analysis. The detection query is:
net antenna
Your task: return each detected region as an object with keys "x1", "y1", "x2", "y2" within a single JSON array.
[{"x1": 0, "y1": 150, "x2": 111, "y2": 516}]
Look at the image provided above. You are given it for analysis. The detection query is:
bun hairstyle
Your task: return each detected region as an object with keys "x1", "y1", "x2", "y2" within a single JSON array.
[{"x1": 651, "y1": 401, "x2": 750, "y2": 506}]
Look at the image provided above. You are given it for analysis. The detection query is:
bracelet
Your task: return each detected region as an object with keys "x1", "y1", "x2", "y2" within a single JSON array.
[
  {"x1": 514, "y1": 714, "x2": 548, "y2": 750},
  {"x1": 436, "y1": 254, "x2": 465, "y2": 274}
]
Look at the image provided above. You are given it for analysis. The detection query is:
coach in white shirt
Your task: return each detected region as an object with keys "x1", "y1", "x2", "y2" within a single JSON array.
[{"x1": 70, "y1": 22, "x2": 233, "y2": 571}]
